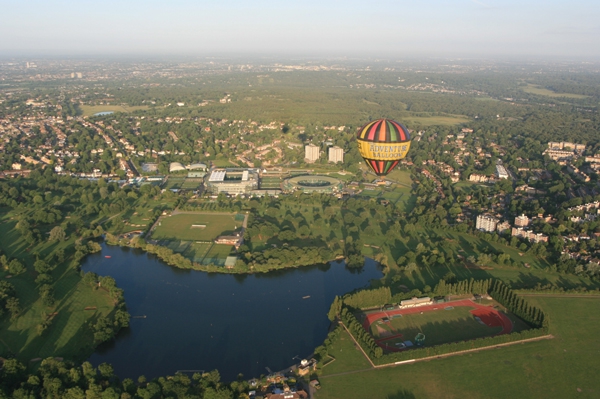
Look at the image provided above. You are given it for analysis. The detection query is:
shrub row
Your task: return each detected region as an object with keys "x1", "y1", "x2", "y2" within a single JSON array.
[
  {"x1": 340, "y1": 308, "x2": 383, "y2": 359},
  {"x1": 490, "y1": 280, "x2": 547, "y2": 329}
]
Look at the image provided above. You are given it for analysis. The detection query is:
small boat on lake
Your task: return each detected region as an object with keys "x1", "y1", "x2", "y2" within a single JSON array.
[{"x1": 302, "y1": 295, "x2": 310, "y2": 299}]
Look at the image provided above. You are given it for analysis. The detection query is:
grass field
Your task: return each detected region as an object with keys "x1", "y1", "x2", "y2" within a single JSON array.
[
  {"x1": 402, "y1": 114, "x2": 470, "y2": 126},
  {"x1": 522, "y1": 84, "x2": 589, "y2": 99},
  {"x1": 321, "y1": 328, "x2": 372, "y2": 377},
  {"x1": 317, "y1": 296, "x2": 600, "y2": 399},
  {"x1": 382, "y1": 186, "x2": 416, "y2": 213},
  {"x1": 260, "y1": 176, "x2": 282, "y2": 189},
  {"x1": 385, "y1": 169, "x2": 412, "y2": 187},
  {"x1": 181, "y1": 178, "x2": 203, "y2": 190},
  {"x1": 0, "y1": 213, "x2": 115, "y2": 362},
  {"x1": 163, "y1": 177, "x2": 186, "y2": 190},
  {"x1": 152, "y1": 213, "x2": 240, "y2": 241},
  {"x1": 80, "y1": 104, "x2": 149, "y2": 116},
  {"x1": 212, "y1": 159, "x2": 237, "y2": 167},
  {"x1": 0, "y1": 271, "x2": 115, "y2": 362},
  {"x1": 365, "y1": 305, "x2": 504, "y2": 348}
]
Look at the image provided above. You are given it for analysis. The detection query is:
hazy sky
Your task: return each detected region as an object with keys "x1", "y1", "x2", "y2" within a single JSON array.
[{"x1": 1, "y1": 0, "x2": 599, "y2": 58}]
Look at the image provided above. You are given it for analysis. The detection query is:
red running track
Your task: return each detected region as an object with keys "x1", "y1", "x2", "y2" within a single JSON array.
[{"x1": 363, "y1": 299, "x2": 513, "y2": 348}]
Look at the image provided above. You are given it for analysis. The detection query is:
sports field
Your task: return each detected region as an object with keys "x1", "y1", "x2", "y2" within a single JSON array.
[
  {"x1": 260, "y1": 176, "x2": 282, "y2": 189},
  {"x1": 181, "y1": 242, "x2": 233, "y2": 265},
  {"x1": 163, "y1": 177, "x2": 185, "y2": 190},
  {"x1": 318, "y1": 296, "x2": 600, "y2": 399},
  {"x1": 362, "y1": 299, "x2": 511, "y2": 351},
  {"x1": 152, "y1": 213, "x2": 240, "y2": 241}
]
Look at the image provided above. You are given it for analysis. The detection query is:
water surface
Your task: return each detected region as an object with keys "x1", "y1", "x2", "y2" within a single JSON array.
[{"x1": 82, "y1": 244, "x2": 382, "y2": 380}]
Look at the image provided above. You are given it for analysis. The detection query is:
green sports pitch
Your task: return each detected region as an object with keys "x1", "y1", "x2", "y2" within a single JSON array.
[
  {"x1": 151, "y1": 213, "x2": 241, "y2": 242},
  {"x1": 364, "y1": 303, "x2": 512, "y2": 349}
]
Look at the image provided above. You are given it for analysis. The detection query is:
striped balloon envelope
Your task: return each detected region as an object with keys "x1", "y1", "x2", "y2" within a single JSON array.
[{"x1": 356, "y1": 119, "x2": 411, "y2": 177}]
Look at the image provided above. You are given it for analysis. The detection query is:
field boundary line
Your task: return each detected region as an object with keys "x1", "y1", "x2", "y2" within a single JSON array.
[
  {"x1": 337, "y1": 321, "x2": 375, "y2": 368},
  {"x1": 372, "y1": 334, "x2": 554, "y2": 369}
]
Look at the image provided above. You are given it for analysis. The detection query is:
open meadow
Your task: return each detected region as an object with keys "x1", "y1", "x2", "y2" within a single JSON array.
[
  {"x1": 317, "y1": 296, "x2": 600, "y2": 399},
  {"x1": 522, "y1": 84, "x2": 589, "y2": 99}
]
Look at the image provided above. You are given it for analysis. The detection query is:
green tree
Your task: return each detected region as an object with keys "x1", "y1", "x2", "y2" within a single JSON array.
[{"x1": 48, "y1": 226, "x2": 66, "y2": 242}]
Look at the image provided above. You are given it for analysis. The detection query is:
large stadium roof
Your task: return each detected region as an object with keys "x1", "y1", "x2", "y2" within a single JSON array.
[{"x1": 208, "y1": 170, "x2": 226, "y2": 182}]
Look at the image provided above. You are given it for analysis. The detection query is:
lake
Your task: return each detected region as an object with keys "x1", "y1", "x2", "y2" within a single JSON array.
[
  {"x1": 93, "y1": 111, "x2": 114, "y2": 116},
  {"x1": 82, "y1": 244, "x2": 382, "y2": 381}
]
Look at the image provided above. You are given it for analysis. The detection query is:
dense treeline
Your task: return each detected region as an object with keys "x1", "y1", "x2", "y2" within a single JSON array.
[
  {"x1": 339, "y1": 287, "x2": 392, "y2": 310},
  {"x1": 0, "y1": 357, "x2": 246, "y2": 399},
  {"x1": 433, "y1": 278, "x2": 493, "y2": 297},
  {"x1": 489, "y1": 280, "x2": 547, "y2": 329},
  {"x1": 340, "y1": 307, "x2": 383, "y2": 359}
]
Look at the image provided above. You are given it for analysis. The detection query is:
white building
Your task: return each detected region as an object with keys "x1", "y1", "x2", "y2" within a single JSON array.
[
  {"x1": 476, "y1": 215, "x2": 498, "y2": 232},
  {"x1": 400, "y1": 297, "x2": 433, "y2": 308},
  {"x1": 305, "y1": 144, "x2": 320, "y2": 163},
  {"x1": 328, "y1": 146, "x2": 344, "y2": 163},
  {"x1": 495, "y1": 164, "x2": 509, "y2": 179},
  {"x1": 206, "y1": 168, "x2": 259, "y2": 195}
]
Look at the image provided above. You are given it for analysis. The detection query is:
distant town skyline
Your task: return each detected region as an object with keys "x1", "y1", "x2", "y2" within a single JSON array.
[{"x1": 2, "y1": 0, "x2": 599, "y2": 59}]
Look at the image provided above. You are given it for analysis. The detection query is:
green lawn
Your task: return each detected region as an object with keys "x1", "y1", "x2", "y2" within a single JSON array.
[
  {"x1": 365, "y1": 306, "x2": 503, "y2": 348},
  {"x1": 0, "y1": 271, "x2": 115, "y2": 362},
  {"x1": 381, "y1": 186, "x2": 416, "y2": 213},
  {"x1": 522, "y1": 84, "x2": 589, "y2": 99},
  {"x1": 0, "y1": 211, "x2": 116, "y2": 363},
  {"x1": 206, "y1": 244, "x2": 234, "y2": 259},
  {"x1": 163, "y1": 177, "x2": 186, "y2": 190},
  {"x1": 181, "y1": 179, "x2": 203, "y2": 190},
  {"x1": 317, "y1": 296, "x2": 600, "y2": 399},
  {"x1": 80, "y1": 104, "x2": 149, "y2": 116},
  {"x1": 248, "y1": 203, "x2": 343, "y2": 252},
  {"x1": 212, "y1": 159, "x2": 237, "y2": 167},
  {"x1": 321, "y1": 328, "x2": 372, "y2": 376},
  {"x1": 402, "y1": 114, "x2": 470, "y2": 126},
  {"x1": 385, "y1": 169, "x2": 412, "y2": 187},
  {"x1": 152, "y1": 213, "x2": 240, "y2": 241},
  {"x1": 182, "y1": 242, "x2": 214, "y2": 263}
]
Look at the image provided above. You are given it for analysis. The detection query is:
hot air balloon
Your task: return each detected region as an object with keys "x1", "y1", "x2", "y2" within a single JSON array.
[{"x1": 356, "y1": 118, "x2": 411, "y2": 177}]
